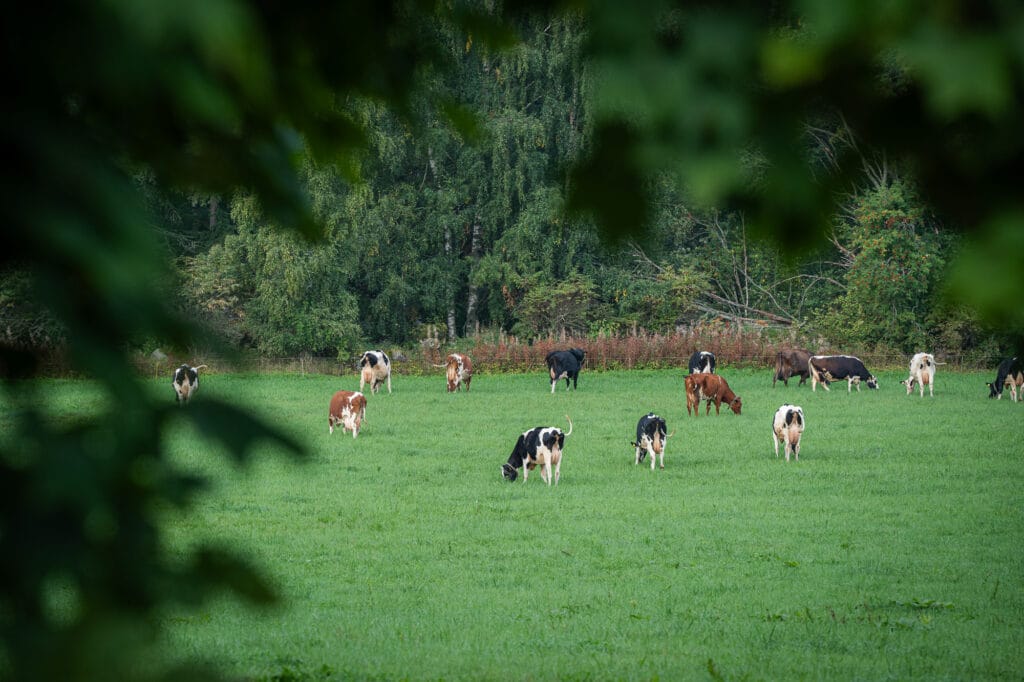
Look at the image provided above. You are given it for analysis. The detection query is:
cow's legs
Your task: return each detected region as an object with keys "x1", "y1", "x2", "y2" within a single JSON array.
[
  {"x1": 773, "y1": 433, "x2": 779, "y2": 457},
  {"x1": 657, "y1": 447, "x2": 664, "y2": 470},
  {"x1": 648, "y1": 446, "x2": 656, "y2": 470}
]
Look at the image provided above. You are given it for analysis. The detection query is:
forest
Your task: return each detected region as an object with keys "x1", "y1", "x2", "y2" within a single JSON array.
[{"x1": 2, "y1": 7, "x2": 1014, "y2": 365}]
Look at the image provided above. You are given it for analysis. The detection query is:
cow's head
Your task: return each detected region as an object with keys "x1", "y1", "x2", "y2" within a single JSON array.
[
  {"x1": 501, "y1": 463, "x2": 518, "y2": 482},
  {"x1": 729, "y1": 396, "x2": 742, "y2": 415},
  {"x1": 901, "y1": 378, "x2": 915, "y2": 394},
  {"x1": 987, "y1": 382, "x2": 1000, "y2": 398},
  {"x1": 866, "y1": 376, "x2": 879, "y2": 389},
  {"x1": 570, "y1": 348, "x2": 585, "y2": 364}
]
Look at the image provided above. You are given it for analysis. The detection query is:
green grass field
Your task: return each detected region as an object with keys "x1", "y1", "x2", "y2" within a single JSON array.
[{"x1": 19, "y1": 368, "x2": 1024, "y2": 679}]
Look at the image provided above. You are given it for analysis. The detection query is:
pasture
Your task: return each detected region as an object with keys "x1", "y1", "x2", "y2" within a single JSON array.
[{"x1": 20, "y1": 368, "x2": 1024, "y2": 679}]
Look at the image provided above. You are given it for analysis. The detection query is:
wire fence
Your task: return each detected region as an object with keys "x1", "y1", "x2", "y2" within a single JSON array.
[{"x1": 127, "y1": 350, "x2": 1003, "y2": 379}]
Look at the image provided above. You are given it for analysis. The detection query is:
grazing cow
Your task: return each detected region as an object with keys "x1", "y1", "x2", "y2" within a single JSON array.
[
  {"x1": 546, "y1": 348, "x2": 585, "y2": 393},
  {"x1": 771, "y1": 404, "x2": 805, "y2": 462},
  {"x1": 987, "y1": 357, "x2": 1024, "y2": 401},
  {"x1": 685, "y1": 373, "x2": 742, "y2": 416},
  {"x1": 359, "y1": 350, "x2": 392, "y2": 395},
  {"x1": 808, "y1": 355, "x2": 878, "y2": 392},
  {"x1": 501, "y1": 416, "x2": 573, "y2": 485},
  {"x1": 172, "y1": 364, "x2": 207, "y2": 405},
  {"x1": 631, "y1": 413, "x2": 674, "y2": 470},
  {"x1": 444, "y1": 352, "x2": 472, "y2": 393},
  {"x1": 772, "y1": 349, "x2": 812, "y2": 387},
  {"x1": 901, "y1": 352, "x2": 936, "y2": 398},
  {"x1": 688, "y1": 350, "x2": 716, "y2": 374},
  {"x1": 328, "y1": 390, "x2": 367, "y2": 438}
]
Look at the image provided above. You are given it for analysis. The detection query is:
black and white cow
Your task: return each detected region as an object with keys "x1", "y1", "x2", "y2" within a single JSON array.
[
  {"x1": 359, "y1": 350, "x2": 392, "y2": 394},
  {"x1": 771, "y1": 404, "x2": 805, "y2": 462},
  {"x1": 808, "y1": 355, "x2": 878, "y2": 392},
  {"x1": 546, "y1": 348, "x2": 585, "y2": 393},
  {"x1": 688, "y1": 350, "x2": 716, "y2": 374},
  {"x1": 631, "y1": 412, "x2": 673, "y2": 470},
  {"x1": 172, "y1": 364, "x2": 207, "y2": 404},
  {"x1": 901, "y1": 352, "x2": 936, "y2": 398},
  {"x1": 501, "y1": 416, "x2": 573, "y2": 485},
  {"x1": 987, "y1": 356, "x2": 1023, "y2": 401}
]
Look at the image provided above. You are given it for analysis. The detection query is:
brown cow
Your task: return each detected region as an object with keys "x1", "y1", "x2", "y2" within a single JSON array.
[
  {"x1": 329, "y1": 390, "x2": 367, "y2": 438},
  {"x1": 685, "y1": 373, "x2": 742, "y2": 416},
  {"x1": 445, "y1": 352, "x2": 473, "y2": 392},
  {"x1": 772, "y1": 349, "x2": 812, "y2": 387}
]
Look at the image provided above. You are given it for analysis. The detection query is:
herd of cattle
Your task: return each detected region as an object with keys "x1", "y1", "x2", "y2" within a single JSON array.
[{"x1": 170, "y1": 350, "x2": 1023, "y2": 483}]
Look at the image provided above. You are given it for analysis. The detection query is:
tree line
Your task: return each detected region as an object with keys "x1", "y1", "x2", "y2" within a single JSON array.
[{"x1": 2, "y1": 11, "x2": 1013, "y2": 364}]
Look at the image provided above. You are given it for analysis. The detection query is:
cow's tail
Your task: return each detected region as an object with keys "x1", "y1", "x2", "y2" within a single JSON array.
[
  {"x1": 194, "y1": 364, "x2": 208, "y2": 371},
  {"x1": 564, "y1": 415, "x2": 573, "y2": 437}
]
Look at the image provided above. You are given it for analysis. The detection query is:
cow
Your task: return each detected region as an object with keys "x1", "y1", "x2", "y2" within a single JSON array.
[
  {"x1": 501, "y1": 416, "x2": 573, "y2": 485},
  {"x1": 328, "y1": 390, "x2": 367, "y2": 438},
  {"x1": 546, "y1": 348, "x2": 585, "y2": 393},
  {"x1": 688, "y1": 350, "x2": 716, "y2": 374},
  {"x1": 359, "y1": 350, "x2": 392, "y2": 395},
  {"x1": 771, "y1": 404, "x2": 805, "y2": 462},
  {"x1": 772, "y1": 349, "x2": 812, "y2": 387},
  {"x1": 987, "y1": 357, "x2": 1023, "y2": 401},
  {"x1": 172, "y1": 364, "x2": 207, "y2": 405},
  {"x1": 631, "y1": 413, "x2": 674, "y2": 470},
  {"x1": 901, "y1": 352, "x2": 936, "y2": 398},
  {"x1": 444, "y1": 352, "x2": 472, "y2": 393},
  {"x1": 808, "y1": 355, "x2": 878, "y2": 392},
  {"x1": 685, "y1": 373, "x2": 742, "y2": 416}
]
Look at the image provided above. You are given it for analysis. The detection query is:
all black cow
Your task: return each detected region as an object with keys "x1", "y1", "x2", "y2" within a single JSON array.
[
  {"x1": 688, "y1": 351, "x2": 716, "y2": 374},
  {"x1": 808, "y1": 355, "x2": 878, "y2": 392},
  {"x1": 773, "y1": 349, "x2": 812, "y2": 387},
  {"x1": 987, "y1": 356, "x2": 1023, "y2": 401},
  {"x1": 546, "y1": 348, "x2": 585, "y2": 393}
]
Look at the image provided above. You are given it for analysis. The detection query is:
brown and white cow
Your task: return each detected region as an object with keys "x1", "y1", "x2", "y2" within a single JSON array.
[
  {"x1": 772, "y1": 349, "x2": 812, "y2": 387},
  {"x1": 501, "y1": 416, "x2": 573, "y2": 486},
  {"x1": 172, "y1": 363, "x2": 207, "y2": 405},
  {"x1": 685, "y1": 373, "x2": 742, "y2": 416},
  {"x1": 329, "y1": 390, "x2": 367, "y2": 438},
  {"x1": 444, "y1": 352, "x2": 472, "y2": 392},
  {"x1": 771, "y1": 404, "x2": 805, "y2": 462},
  {"x1": 901, "y1": 352, "x2": 936, "y2": 398},
  {"x1": 359, "y1": 350, "x2": 392, "y2": 395}
]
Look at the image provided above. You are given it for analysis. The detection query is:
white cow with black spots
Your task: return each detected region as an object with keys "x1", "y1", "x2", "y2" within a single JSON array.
[{"x1": 771, "y1": 404, "x2": 804, "y2": 462}]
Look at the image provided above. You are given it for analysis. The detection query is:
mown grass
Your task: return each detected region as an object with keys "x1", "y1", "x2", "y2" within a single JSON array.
[{"x1": 12, "y1": 368, "x2": 1024, "y2": 680}]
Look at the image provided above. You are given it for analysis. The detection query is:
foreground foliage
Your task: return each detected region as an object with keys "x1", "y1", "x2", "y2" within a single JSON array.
[{"x1": 3, "y1": 2, "x2": 1023, "y2": 680}]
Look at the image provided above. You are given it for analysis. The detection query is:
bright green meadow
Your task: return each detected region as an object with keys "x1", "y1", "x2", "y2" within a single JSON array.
[{"x1": 23, "y1": 369, "x2": 1024, "y2": 679}]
